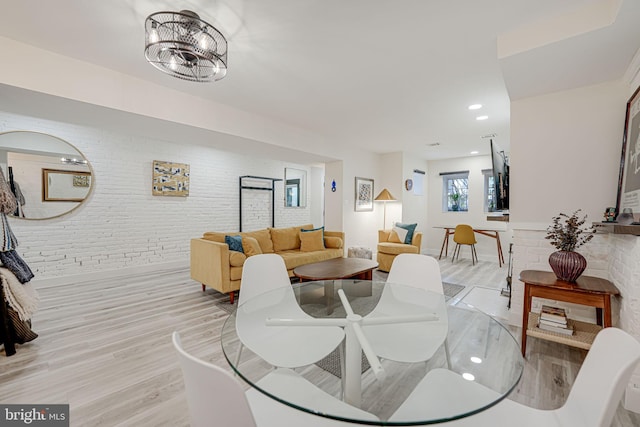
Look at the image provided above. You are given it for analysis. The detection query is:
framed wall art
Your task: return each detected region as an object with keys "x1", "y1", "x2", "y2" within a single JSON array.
[
  {"x1": 152, "y1": 160, "x2": 190, "y2": 197},
  {"x1": 616, "y1": 85, "x2": 640, "y2": 222},
  {"x1": 354, "y1": 176, "x2": 374, "y2": 212}
]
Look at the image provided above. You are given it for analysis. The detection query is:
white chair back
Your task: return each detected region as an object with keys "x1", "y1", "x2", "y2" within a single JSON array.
[
  {"x1": 172, "y1": 331, "x2": 257, "y2": 427},
  {"x1": 556, "y1": 327, "x2": 640, "y2": 427},
  {"x1": 239, "y1": 254, "x2": 291, "y2": 305},
  {"x1": 387, "y1": 253, "x2": 444, "y2": 295}
]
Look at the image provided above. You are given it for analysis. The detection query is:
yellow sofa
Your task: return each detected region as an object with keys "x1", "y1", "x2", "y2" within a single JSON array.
[
  {"x1": 376, "y1": 229, "x2": 423, "y2": 272},
  {"x1": 190, "y1": 224, "x2": 344, "y2": 303}
]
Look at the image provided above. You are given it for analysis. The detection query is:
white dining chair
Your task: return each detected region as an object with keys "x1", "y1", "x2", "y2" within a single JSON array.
[
  {"x1": 362, "y1": 253, "x2": 450, "y2": 364},
  {"x1": 172, "y1": 331, "x2": 378, "y2": 427},
  {"x1": 236, "y1": 254, "x2": 344, "y2": 368},
  {"x1": 389, "y1": 327, "x2": 640, "y2": 426}
]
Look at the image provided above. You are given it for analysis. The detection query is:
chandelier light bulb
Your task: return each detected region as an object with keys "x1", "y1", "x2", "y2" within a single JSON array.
[
  {"x1": 169, "y1": 53, "x2": 178, "y2": 70},
  {"x1": 149, "y1": 22, "x2": 159, "y2": 44}
]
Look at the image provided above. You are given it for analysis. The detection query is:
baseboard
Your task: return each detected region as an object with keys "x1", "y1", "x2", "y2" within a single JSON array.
[{"x1": 30, "y1": 260, "x2": 189, "y2": 289}]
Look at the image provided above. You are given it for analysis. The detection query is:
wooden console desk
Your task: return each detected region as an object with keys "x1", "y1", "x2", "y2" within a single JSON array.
[
  {"x1": 519, "y1": 270, "x2": 620, "y2": 357},
  {"x1": 436, "y1": 226, "x2": 505, "y2": 267}
]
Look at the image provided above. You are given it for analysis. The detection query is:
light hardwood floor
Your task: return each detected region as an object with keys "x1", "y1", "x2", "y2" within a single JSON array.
[{"x1": 1, "y1": 259, "x2": 639, "y2": 426}]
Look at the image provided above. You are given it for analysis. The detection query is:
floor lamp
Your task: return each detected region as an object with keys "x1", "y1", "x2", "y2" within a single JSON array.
[{"x1": 374, "y1": 188, "x2": 396, "y2": 229}]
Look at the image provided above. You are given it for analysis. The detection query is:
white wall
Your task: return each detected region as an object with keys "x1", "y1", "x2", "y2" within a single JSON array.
[
  {"x1": 340, "y1": 152, "x2": 385, "y2": 253},
  {"x1": 425, "y1": 155, "x2": 509, "y2": 262},
  {"x1": 510, "y1": 80, "x2": 626, "y2": 224},
  {"x1": 2, "y1": 111, "x2": 317, "y2": 283},
  {"x1": 400, "y1": 152, "x2": 429, "y2": 244},
  {"x1": 508, "y1": 79, "x2": 632, "y2": 330}
]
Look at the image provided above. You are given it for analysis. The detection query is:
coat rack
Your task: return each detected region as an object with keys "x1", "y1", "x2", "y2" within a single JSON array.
[{"x1": 239, "y1": 175, "x2": 282, "y2": 232}]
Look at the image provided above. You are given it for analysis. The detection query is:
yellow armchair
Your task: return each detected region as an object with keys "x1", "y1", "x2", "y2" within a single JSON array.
[{"x1": 376, "y1": 229, "x2": 422, "y2": 272}]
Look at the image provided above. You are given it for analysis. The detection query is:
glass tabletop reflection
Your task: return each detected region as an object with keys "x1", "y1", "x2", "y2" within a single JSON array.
[{"x1": 221, "y1": 280, "x2": 524, "y2": 425}]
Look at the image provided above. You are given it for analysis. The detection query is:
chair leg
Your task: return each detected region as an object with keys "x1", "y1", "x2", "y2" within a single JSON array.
[
  {"x1": 339, "y1": 340, "x2": 346, "y2": 400},
  {"x1": 234, "y1": 342, "x2": 244, "y2": 375},
  {"x1": 471, "y1": 244, "x2": 478, "y2": 265},
  {"x1": 444, "y1": 338, "x2": 452, "y2": 369}
]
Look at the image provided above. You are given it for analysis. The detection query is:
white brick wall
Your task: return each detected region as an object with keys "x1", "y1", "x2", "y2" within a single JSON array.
[
  {"x1": 2, "y1": 111, "x2": 314, "y2": 281},
  {"x1": 510, "y1": 226, "x2": 639, "y2": 342}
]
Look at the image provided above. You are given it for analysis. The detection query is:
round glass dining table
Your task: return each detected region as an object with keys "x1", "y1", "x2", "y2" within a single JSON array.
[{"x1": 221, "y1": 280, "x2": 524, "y2": 425}]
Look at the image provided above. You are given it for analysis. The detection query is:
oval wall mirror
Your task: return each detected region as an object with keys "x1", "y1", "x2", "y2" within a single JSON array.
[{"x1": 0, "y1": 131, "x2": 94, "y2": 220}]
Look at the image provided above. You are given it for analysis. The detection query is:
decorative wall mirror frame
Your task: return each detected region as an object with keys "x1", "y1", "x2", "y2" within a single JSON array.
[
  {"x1": 284, "y1": 167, "x2": 307, "y2": 207},
  {"x1": 0, "y1": 130, "x2": 94, "y2": 220}
]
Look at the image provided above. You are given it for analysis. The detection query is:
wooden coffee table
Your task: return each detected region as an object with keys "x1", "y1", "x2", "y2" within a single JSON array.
[
  {"x1": 293, "y1": 257, "x2": 379, "y2": 281},
  {"x1": 294, "y1": 258, "x2": 379, "y2": 314}
]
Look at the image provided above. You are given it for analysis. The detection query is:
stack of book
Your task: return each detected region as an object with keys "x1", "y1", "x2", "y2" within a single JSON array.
[{"x1": 538, "y1": 305, "x2": 574, "y2": 335}]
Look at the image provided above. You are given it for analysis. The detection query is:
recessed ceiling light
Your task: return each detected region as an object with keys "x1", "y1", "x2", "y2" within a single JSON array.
[
  {"x1": 468, "y1": 104, "x2": 482, "y2": 110},
  {"x1": 470, "y1": 151, "x2": 479, "y2": 155},
  {"x1": 476, "y1": 115, "x2": 488, "y2": 121}
]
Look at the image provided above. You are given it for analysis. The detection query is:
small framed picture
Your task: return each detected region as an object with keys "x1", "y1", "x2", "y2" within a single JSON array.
[{"x1": 354, "y1": 177, "x2": 374, "y2": 212}]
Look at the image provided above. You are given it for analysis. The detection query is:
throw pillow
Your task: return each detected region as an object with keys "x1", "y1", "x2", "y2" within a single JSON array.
[
  {"x1": 242, "y1": 236, "x2": 262, "y2": 257},
  {"x1": 395, "y1": 222, "x2": 417, "y2": 244},
  {"x1": 225, "y1": 235, "x2": 244, "y2": 253},
  {"x1": 228, "y1": 251, "x2": 247, "y2": 267},
  {"x1": 388, "y1": 226, "x2": 408, "y2": 243},
  {"x1": 270, "y1": 226, "x2": 301, "y2": 252},
  {"x1": 324, "y1": 236, "x2": 343, "y2": 249},
  {"x1": 300, "y1": 229, "x2": 325, "y2": 252},
  {"x1": 242, "y1": 229, "x2": 274, "y2": 253}
]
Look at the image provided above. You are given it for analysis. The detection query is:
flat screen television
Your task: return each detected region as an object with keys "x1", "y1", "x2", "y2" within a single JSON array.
[{"x1": 490, "y1": 139, "x2": 509, "y2": 212}]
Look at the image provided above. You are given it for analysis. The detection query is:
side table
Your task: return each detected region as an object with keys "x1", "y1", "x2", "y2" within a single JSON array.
[{"x1": 519, "y1": 270, "x2": 620, "y2": 357}]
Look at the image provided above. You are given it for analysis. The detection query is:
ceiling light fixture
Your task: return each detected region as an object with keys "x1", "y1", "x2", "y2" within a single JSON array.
[
  {"x1": 144, "y1": 10, "x2": 228, "y2": 82},
  {"x1": 468, "y1": 104, "x2": 482, "y2": 110},
  {"x1": 470, "y1": 151, "x2": 479, "y2": 155},
  {"x1": 60, "y1": 157, "x2": 88, "y2": 165},
  {"x1": 476, "y1": 115, "x2": 489, "y2": 121}
]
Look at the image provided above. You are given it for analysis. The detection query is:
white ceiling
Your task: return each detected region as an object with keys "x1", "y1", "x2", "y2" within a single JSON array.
[{"x1": 0, "y1": 0, "x2": 639, "y2": 162}]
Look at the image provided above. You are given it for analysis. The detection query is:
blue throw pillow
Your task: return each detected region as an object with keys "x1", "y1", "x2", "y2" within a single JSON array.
[
  {"x1": 395, "y1": 223, "x2": 417, "y2": 244},
  {"x1": 225, "y1": 235, "x2": 244, "y2": 253}
]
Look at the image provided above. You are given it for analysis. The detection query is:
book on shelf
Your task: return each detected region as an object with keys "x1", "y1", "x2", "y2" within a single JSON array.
[
  {"x1": 539, "y1": 317, "x2": 568, "y2": 327},
  {"x1": 537, "y1": 320, "x2": 574, "y2": 336},
  {"x1": 540, "y1": 305, "x2": 567, "y2": 323}
]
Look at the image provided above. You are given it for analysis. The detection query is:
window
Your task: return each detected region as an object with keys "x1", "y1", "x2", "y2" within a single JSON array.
[
  {"x1": 441, "y1": 171, "x2": 468, "y2": 212},
  {"x1": 483, "y1": 169, "x2": 496, "y2": 212}
]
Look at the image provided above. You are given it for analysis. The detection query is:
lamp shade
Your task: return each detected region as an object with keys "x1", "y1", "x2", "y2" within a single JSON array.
[{"x1": 375, "y1": 188, "x2": 396, "y2": 202}]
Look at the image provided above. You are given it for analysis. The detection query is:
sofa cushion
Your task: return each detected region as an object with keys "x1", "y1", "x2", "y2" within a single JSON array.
[
  {"x1": 242, "y1": 236, "x2": 262, "y2": 257},
  {"x1": 271, "y1": 226, "x2": 302, "y2": 252},
  {"x1": 300, "y1": 229, "x2": 325, "y2": 252},
  {"x1": 324, "y1": 236, "x2": 343, "y2": 249},
  {"x1": 230, "y1": 266, "x2": 243, "y2": 281},
  {"x1": 225, "y1": 235, "x2": 244, "y2": 253},
  {"x1": 395, "y1": 222, "x2": 417, "y2": 244},
  {"x1": 377, "y1": 242, "x2": 420, "y2": 255},
  {"x1": 202, "y1": 231, "x2": 230, "y2": 243},
  {"x1": 279, "y1": 248, "x2": 343, "y2": 270},
  {"x1": 242, "y1": 229, "x2": 274, "y2": 253},
  {"x1": 229, "y1": 251, "x2": 247, "y2": 267}
]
